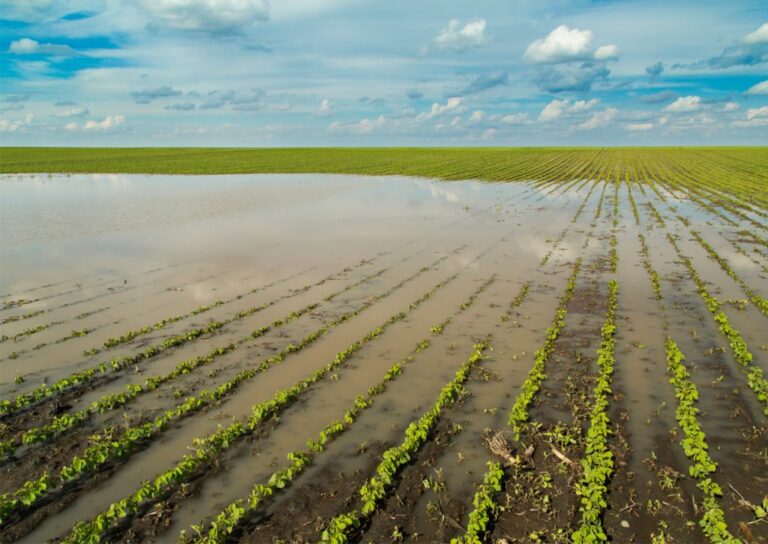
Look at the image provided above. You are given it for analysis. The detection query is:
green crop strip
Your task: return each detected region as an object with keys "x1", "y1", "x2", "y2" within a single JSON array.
[
  {"x1": 0, "y1": 322, "x2": 60, "y2": 343},
  {"x1": 319, "y1": 338, "x2": 492, "y2": 543},
  {"x1": 572, "y1": 279, "x2": 619, "y2": 543},
  {"x1": 638, "y1": 233, "x2": 662, "y2": 300},
  {"x1": 665, "y1": 232, "x2": 768, "y2": 416},
  {"x1": 2, "y1": 149, "x2": 767, "y2": 204},
  {"x1": 0, "y1": 259, "x2": 407, "y2": 456},
  {"x1": 689, "y1": 230, "x2": 768, "y2": 317},
  {"x1": 665, "y1": 338, "x2": 739, "y2": 543},
  {"x1": 448, "y1": 280, "x2": 535, "y2": 544},
  {"x1": 0, "y1": 255, "x2": 400, "y2": 418},
  {"x1": 89, "y1": 265, "x2": 326, "y2": 356},
  {"x1": 0, "y1": 309, "x2": 45, "y2": 325},
  {"x1": 183, "y1": 276, "x2": 498, "y2": 544},
  {"x1": 449, "y1": 462, "x2": 505, "y2": 544},
  {"x1": 50, "y1": 266, "x2": 462, "y2": 542},
  {"x1": 508, "y1": 257, "x2": 582, "y2": 438},
  {"x1": 0, "y1": 259, "x2": 456, "y2": 521}
]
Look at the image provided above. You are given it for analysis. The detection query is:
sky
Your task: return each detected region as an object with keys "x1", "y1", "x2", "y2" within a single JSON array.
[{"x1": 0, "y1": 0, "x2": 767, "y2": 146}]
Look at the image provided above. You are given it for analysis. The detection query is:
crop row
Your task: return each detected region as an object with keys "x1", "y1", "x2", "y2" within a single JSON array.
[
  {"x1": 665, "y1": 232, "x2": 768, "y2": 415},
  {"x1": 507, "y1": 257, "x2": 583, "y2": 438},
  {"x1": 320, "y1": 338, "x2": 492, "y2": 543},
  {"x1": 689, "y1": 230, "x2": 768, "y2": 317},
  {"x1": 572, "y1": 279, "x2": 619, "y2": 543},
  {"x1": 449, "y1": 462, "x2": 505, "y2": 544},
  {"x1": 57, "y1": 269, "x2": 464, "y2": 543},
  {"x1": 0, "y1": 309, "x2": 45, "y2": 325},
  {"x1": 0, "y1": 251, "x2": 409, "y2": 418},
  {"x1": 637, "y1": 233, "x2": 662, "y2": 300},
  {"x1": 184, "y1": 275, "x2": 499, "y2": 544},
  {"x1": 665, "y1": 338, "x2": 739, "y2": 543},
  {"x1": 87, "y1": 258, "x2": 383, "y2": 357},
  {"x1": 0, "y1": 261, "x2": 457, "y2": 522},
  {"x1": 0, "y1": 257, "x2": 411, "y2": 454}
]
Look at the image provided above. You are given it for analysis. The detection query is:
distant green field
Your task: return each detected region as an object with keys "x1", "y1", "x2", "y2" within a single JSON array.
[{"x1": 1, "y1": 147, "x2": 766, "y2": 203}]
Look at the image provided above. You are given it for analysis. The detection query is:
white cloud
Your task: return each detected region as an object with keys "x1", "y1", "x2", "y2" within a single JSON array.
[
  {"x1": 499, "y1": 113, "x2": 529, "y2": 124},
  {"x1": 746, "y1": 80, "x2": 768, "y2": 95},
  {"x1": 417, "y1": 97, "x2": 465, "y2": 120},
  {"x1": 663, "y1": 95, "x2": 701, "y2": 112},
  {"x1": 625, "y1": 122, "x2": 654, "y2": 131},
  {"x1": 434, "y1": 19, "x2": 488, "y2": 52},
  {"x1": 481, "y1": 128, "x2": 496, "y2": 140},
  {"x1": 525, "y1": 25, "x2": 593, "y2": 63},
  {"x1": 743, "y1": 22, "x2": 768, "y2": 44},
  {"x1": 468, "y1": 110, "x2": 486, "y2": 123},
  {"x1": 9, "y1": 38, "x2": 77, "y2": 56},
  {"x1": 524, "y1": 25, "x2": 619, "y2": 64},
  {"x1": 594, "y1": 44, "x2": 620, "y2": 61},
  {"x1": 539, "y1": 99, "x2": 568, "y2": 121},
  {"x1": 722, "y1": 102, "x2": 740, "y2": 112},
  {"x1": 316, "y1": 98, "x2": 334, "y2": 117},
  {"x1": 747, "y1": 106, "x2": 768, "y2": 120},
  {"x1": 571, "y1": 99, "x2": 599, "y2": 112},
  {"x1": 576, "y1": 107, "x2": 617, "y2": 130},
  {"x1": 538, "y1": 98, "x2": 598, "y2": 121},
  {"x1": 136, "y1": 0, "x2": 269, "y2": 34},
  {"x1": 66, "y1": 115, "x2": 125, "y2": 132},
  {"x1": 54, "y1": 106, "x2": 90, "y2": 118},
  {"x1": 328, "y1": 115, "x2": 387, "y2": 135},
  {"x1": 0, "y1": 113, "x2": 34, "y2": 132}
]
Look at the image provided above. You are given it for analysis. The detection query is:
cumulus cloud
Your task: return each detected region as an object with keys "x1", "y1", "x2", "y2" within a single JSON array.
[
  {"x1": 458, "y1": 71, "x2": 508, "y2": 95},
  {"x1": 499, "y1": 113, "x2": 529, "y2": 125},
  {"x1": 523, "y1": 25, "x2": 619, "y2": 93},
  {"x1": 316, "y1": 98, "x2": 334, "y2": 117},
  {"x1": 625, "y1": 122, "x2": 654, "y2": 131},
  {"x1": 130, "y1": 86, "x2": 182, "y2": 103},
  {"x1": 747, "y1": 105, "x2": 768, "y2": 119},
  {"x1": 66, "y1": 115, "x2": 125, "y2": 132},
  {"x1": 53, "y1": 106, "x2": 90, "y2": 118},
  {"x1": 744, "y1": 22, "x2": 768, "y2": 44},
  {"x1": 663, "y1": 95, "x2": 701, "y2": 112},
  {"x1": 9, "y1": 38, "x2": 77, "y2": 56},
  {"x1": 0, "y1": 113, "x2": 34, "y2": 133},
  {"x1": 525, "y1": 25, "x2": 593, "y2": 63},
  {"x1": 594, "y1": 44, "x2": 620, "y2": 61},
  {"x1": 136, "y1": 0, "x2": 270, "y2": 35},
  {"x1": 746, "y1": 80, "x2": 768, "y2": 95},
  {"x1": 733, "y1": 105, "x2": 768, "y2": 127},
  {"x1": 433, "y1": 19, "x2": 488, "y2": 52},
  {"x1": 524, "y1": 25, "x2": 619, "y2": 63},
  {"x1": 538, "y1": 98, "x2": 598, "y2": 121},
  {"x1": 676, "y1": 22, "x2": 768, "y2": 69},
  {"x1": 417, "y1": 97, "x2": 465, "y2": 120},
  {"x1": 468, "y1": 110, "x2": 486, "y2": 123},
  {"x1": 576, "y1": 107, "x2": 617, "y2": 130},
  {"x1": 328, "y1": 115, "x2": 387, "y2": 135}
]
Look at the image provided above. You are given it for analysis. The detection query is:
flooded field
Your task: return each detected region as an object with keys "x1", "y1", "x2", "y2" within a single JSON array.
[{"x1": 0, "y1": 169, "x2": 766, "y2": 544}]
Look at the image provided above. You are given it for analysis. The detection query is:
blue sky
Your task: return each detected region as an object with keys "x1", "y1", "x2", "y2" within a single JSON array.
[{"x1": 0, "y1": 0, "x2": 766, "y2": 146}]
